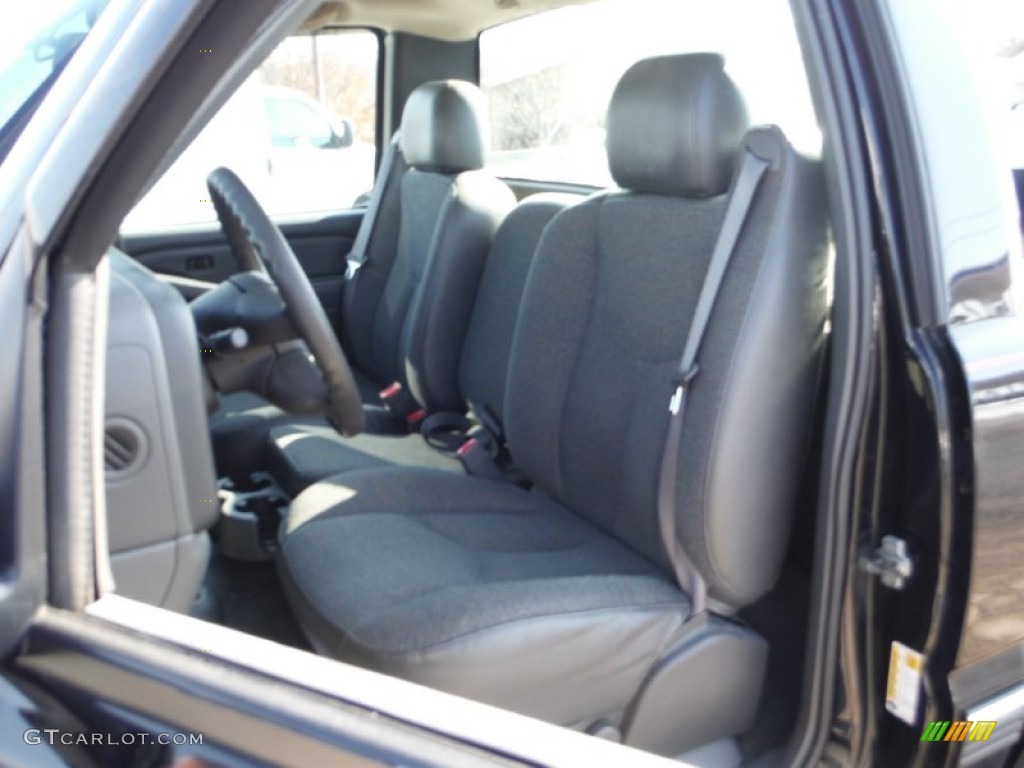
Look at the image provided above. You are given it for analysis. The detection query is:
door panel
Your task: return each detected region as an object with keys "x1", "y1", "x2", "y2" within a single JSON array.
[
  {"x1": 15, "y1": 606, "x2": 532, "y2": 768},
  {"x1": 120, "y1": 209, "x2": 364, "y2": 326},
  {"x1": 125, "y1": 233, "x2": 236, "y2": 282}
]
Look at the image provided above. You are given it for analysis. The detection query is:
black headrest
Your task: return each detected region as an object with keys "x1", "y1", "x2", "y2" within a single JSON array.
[
  {"x1": 607, "y1": 54, "x2": 749, "y2": 198},
  {"x1": 400, "y1": 80, "x2": 488, "y2": 173}
]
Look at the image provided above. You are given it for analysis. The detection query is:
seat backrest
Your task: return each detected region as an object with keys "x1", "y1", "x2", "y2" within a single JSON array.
[
  {"x1": 457, "y1": 193, "x2": 580, "y2": 432},
  {"x1": 505, "y1": 54, "x2": 829, "y2": 611},
  {"x1": 341, "y1": 81, "x2": 515, "y2": 413}
]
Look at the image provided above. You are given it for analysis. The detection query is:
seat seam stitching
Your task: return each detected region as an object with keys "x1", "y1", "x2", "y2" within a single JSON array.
[{"x1": 340, "y1": 599, "x2": 691, "y2": 658}]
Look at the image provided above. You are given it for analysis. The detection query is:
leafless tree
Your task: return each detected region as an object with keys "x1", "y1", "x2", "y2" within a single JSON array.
[
  {"x1": 260, "y1": 37, "x2": 377, "y2": 144},
  {"x1": 488, "y1": 66, "x2": 571, "y2": 151}
]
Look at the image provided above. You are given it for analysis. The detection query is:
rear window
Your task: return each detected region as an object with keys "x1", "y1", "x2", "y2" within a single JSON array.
[{"x1": 479, "y1": 0, "x2": 819, "y2": 186}]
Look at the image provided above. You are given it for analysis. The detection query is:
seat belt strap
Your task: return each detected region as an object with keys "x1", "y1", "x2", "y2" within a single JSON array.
[
  {"x1": 657, "y1": 147, "x2": 772, "y2": 617},
  {"x1": 420, "y1": 411, "x2": 474, "y2": 450},
  {"x1": 346, "y1": 132, "x2": 402, "y2": 280},
  {"x1": 421, "y1": 405, "x2": 499, "y2": 452},
  {"x1": 421, "y1": 404, "x2": 517, "y2": 482}
]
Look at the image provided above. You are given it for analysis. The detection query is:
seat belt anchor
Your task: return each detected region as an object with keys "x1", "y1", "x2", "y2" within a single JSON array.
[{"x1": 379, "y1": 381, "x2": 426, "y2": 431}]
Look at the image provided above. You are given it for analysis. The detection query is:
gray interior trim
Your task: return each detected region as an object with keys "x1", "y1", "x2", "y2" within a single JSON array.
[
  {"x1": 0, "y1": 227, "x2": 48, "y2": 655},
  {"x1": 782, "y1": 0, "x2": 878, "y2": 762},
  {"x1": 104, "y1": 251, "x2": 218, "y2": 611},
  {"x1": 622, "y1": 614, "x2": 768, "y2": 756},
  {"x1": 108, "y1": 532, "x2": 210, "y2": 613},
  {"x1": 79, "y1": 594, "x2": 682, "y2": 767},
  {"x1": 47, "y1": 261, "x2": 104, "y2": 611}
]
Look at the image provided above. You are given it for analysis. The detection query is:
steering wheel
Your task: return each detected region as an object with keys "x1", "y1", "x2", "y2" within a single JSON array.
[{"x1": 206, "y1": 167, "x2": 365, "y2": 436}]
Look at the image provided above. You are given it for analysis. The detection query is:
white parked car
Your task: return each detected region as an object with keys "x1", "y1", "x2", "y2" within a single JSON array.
[
  {"x1": 1011, "y1": 103, "x2": 1024, "y2": 217},
  {"x1": 122, "y1": 79, "x2": 375, "y2": 232}
]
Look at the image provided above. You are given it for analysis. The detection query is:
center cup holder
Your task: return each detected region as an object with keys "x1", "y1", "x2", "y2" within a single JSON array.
[{"x1": 217, "y1": 472, "x2": 290, "y2": 561}]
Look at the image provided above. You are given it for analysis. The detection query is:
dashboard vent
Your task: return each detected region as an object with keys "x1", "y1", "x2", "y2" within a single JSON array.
[{"x1": 104, "y1": 423, "x2": 143, "y2": 474}]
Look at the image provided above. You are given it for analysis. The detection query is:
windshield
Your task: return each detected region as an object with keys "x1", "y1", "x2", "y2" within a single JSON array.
[{"x1": 0, "y1": 1, "x2": 110, "y2": 144}]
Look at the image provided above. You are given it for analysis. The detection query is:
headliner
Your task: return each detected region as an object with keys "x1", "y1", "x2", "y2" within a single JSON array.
[{"x1": 299, "y1": 0, "x2": 598, "y2": 42}]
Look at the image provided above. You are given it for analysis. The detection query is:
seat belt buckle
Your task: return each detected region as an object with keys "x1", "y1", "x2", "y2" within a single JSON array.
[
  {"x1": 345, "y1": 256, "x2": 362, "y2": 280},
  {"x1": 466, "y1": 424, "x2": 497, "y2": 454},
  {"x1": 456, "y1": 437, "x2": 505, "y2": 481},
  {"x1": 379, "y1": 381, "x2": 425, "y2": 430},
  {"x1": 379, "y1": 381, "x2": 402, "y2": 401}
]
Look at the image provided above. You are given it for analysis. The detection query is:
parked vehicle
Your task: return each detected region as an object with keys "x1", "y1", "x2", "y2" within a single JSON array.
[
  {"x1": 0, "y1": 0, "x2": 1022, "y2": 767},
  {"x1": 122, "y1": 80, "x2": 373, "y2": 231},
  {"x1": 1011, "y1": 104, "x2": 1024, "y2": 219}
]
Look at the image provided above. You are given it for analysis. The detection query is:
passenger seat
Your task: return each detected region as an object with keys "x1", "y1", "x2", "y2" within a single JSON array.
[
  {"x1": 210, "y1": 80, "x2": 515, "y2": 478},
  {"x1": 277, "y1": 53, "x2": 830, "y2": 755},
  {"x1": 266, "y1": 193, "x2": 580, "y2": 496}
]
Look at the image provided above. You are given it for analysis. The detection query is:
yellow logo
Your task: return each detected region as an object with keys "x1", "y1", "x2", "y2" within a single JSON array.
[{"x1": 921, "y1": 721, "x2": 997, "y2": 742}]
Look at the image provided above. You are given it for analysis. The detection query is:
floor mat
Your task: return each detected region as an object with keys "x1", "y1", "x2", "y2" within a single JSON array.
[{"x1": 192, "y1": 547, "x2": 312, "y2": 652}]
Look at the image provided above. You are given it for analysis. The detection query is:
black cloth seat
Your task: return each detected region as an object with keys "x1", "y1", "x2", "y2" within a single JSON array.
[
  {"x1": 266, "y1": 193, "x2": 578, "y2": 494},
  {"x1": 280, "y1": 468, "x2": 688, "y2": 726},
  {"x1": 342, "y1": 81, "x2": 515, "y2": 415},
  {"x1": 267, "y1": 423, "x2": 461, "y2": 497},
  {"x1": 210, "y1": 80, "x2": 514, "y2": 478},
  {"x1": 278, "y1": 53, "x2": 829, "y2": 751}
]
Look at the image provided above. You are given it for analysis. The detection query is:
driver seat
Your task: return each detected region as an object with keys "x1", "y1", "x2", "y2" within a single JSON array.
[
  {"x1": 211, "y1": 80, "x2": 514, "y2": 477},
  {"x1": 278, "y1": 53, "x2": 829, "y2": 755}
]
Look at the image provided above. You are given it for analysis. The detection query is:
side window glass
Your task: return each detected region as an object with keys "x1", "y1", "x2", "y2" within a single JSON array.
[
  {"x1": 122, "y1": 29, "x2": 378, "y2": 233},
  {"x1": 479, "y1": 0, "x2": 819, "y2": 187},
  {"x1": 265, "y1": 97, "x2": 335, "y2": 148}
]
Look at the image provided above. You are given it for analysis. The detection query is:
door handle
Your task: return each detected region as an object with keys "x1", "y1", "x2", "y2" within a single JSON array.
[{"x1": 185, "y1": 254, "x2": 214, "y2": 272}]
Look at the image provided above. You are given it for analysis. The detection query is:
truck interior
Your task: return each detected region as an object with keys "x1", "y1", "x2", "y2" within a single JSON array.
[{"x1": 100, "y1": 0, "x2": 847, "y2": 763}]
